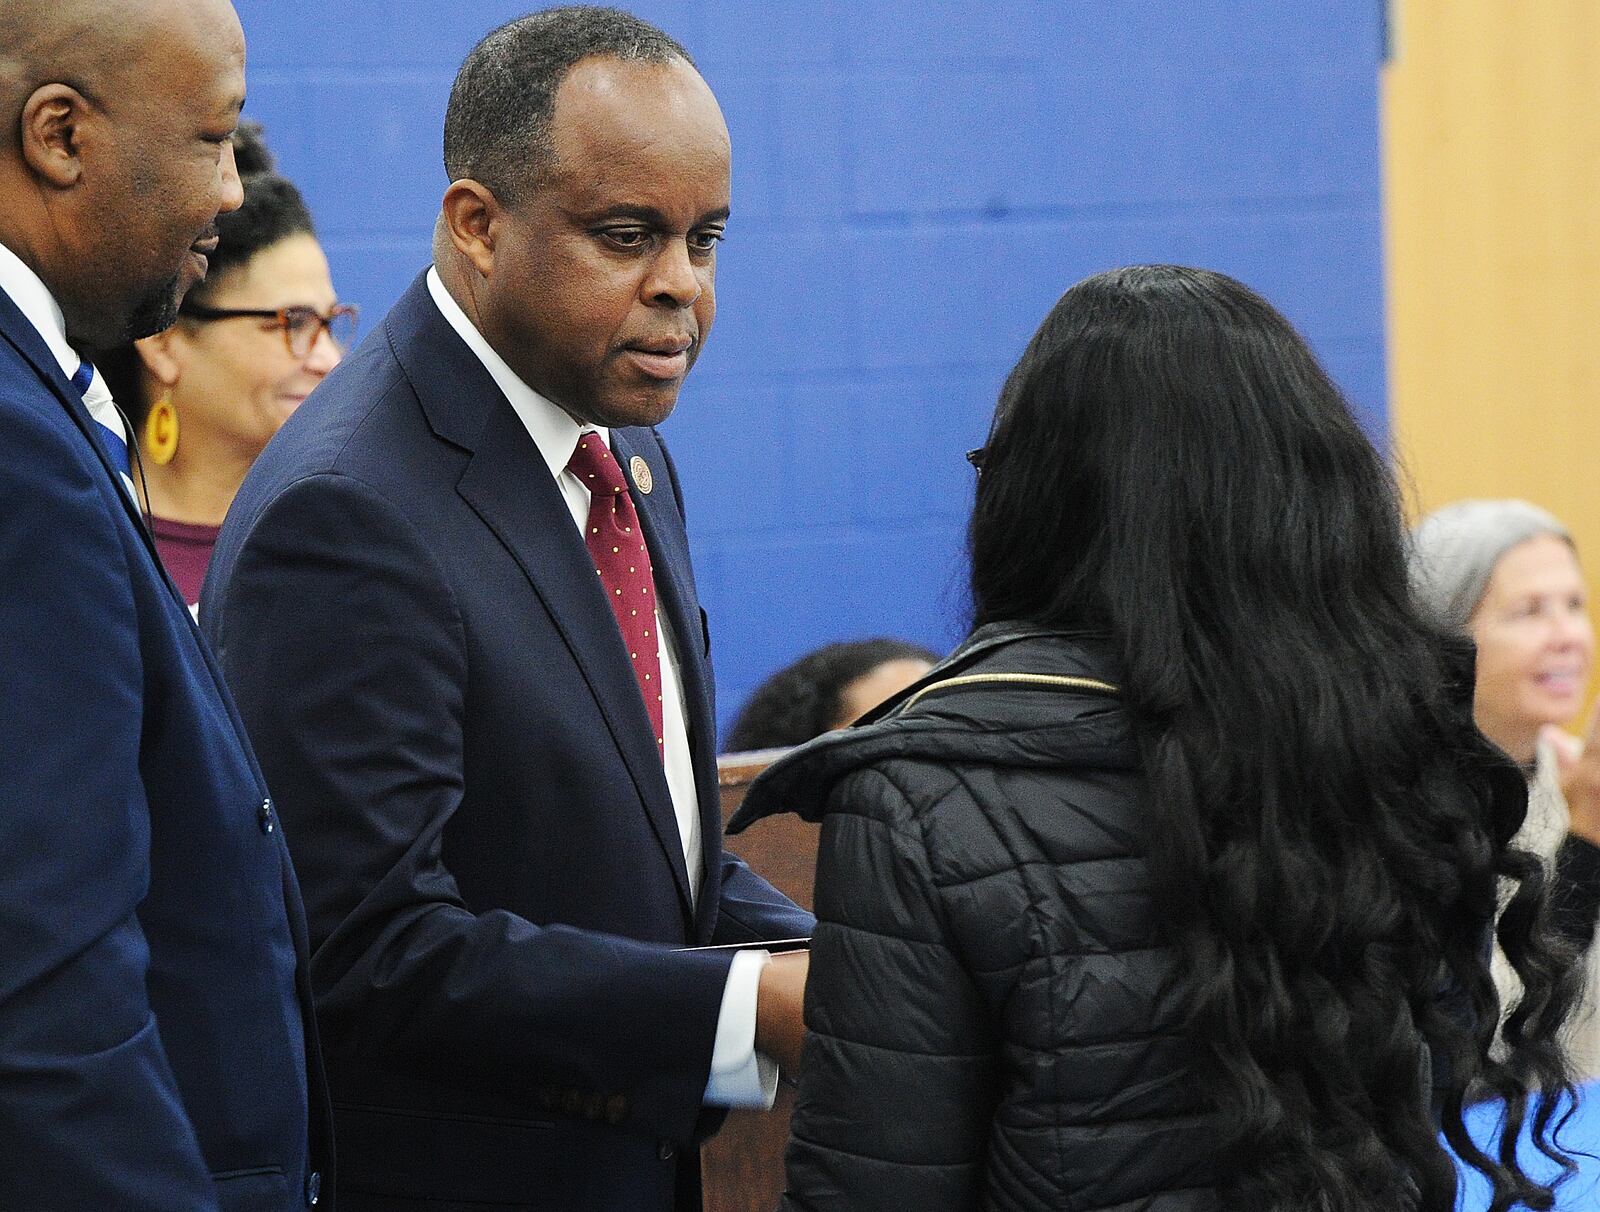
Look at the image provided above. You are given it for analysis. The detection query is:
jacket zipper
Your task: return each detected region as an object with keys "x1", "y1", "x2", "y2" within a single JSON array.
[{"x1": 900, "y1": 671, "x2": 1119, "y2": 712}]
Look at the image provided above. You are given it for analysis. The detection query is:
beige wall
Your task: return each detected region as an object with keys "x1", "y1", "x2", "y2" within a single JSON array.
[
  {"x1": 1383, "y1": 0, "x2": 1600, "y2": 544},
  {"x1": 1384, "y1": 0, "x2": 1600, "y2": 721}
]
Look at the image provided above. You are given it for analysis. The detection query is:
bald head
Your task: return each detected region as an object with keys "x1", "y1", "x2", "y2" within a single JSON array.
[
  {"x1": 1, "y1": 0, "x2": 224, "y2": 124},
  {"x1": 0, "y1": 0, "x2": 246, "y2": 348}
]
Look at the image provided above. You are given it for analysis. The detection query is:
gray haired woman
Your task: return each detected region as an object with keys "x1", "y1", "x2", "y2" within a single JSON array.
[{"x1": 1410, "y1": 498, "x2": 1600, "y2": 1072}]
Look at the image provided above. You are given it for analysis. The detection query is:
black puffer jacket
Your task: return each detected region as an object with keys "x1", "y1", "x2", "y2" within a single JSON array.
[{"x1": 730, "y1": 624, "x2": 1222, "y2": 1212}]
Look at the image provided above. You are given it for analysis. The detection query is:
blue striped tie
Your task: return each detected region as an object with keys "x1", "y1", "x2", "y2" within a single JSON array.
[{"x1": 72, "y1": 359, "x2": 137, "y2": 502}]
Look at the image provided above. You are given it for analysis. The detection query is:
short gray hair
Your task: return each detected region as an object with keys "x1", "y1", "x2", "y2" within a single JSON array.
[
  {"x1": 443, "y1": 6, "x2": 692, "y2": 206},
  {"x1": 1408, "y1": 498, "x2": 1574, "y2": 633}
]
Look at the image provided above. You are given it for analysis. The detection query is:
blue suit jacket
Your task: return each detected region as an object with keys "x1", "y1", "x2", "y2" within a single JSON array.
[
  {"x1": 202, "y1": 273, "x2": 813, "y2": 1212},
  {"x1": 0, "y1": 291, "x2": 332, "y2": 1208}
]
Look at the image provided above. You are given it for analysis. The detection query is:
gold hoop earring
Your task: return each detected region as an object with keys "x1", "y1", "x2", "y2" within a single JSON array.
[{"x1": 145, "y1": 395, "x2": 178, "y2": 465}]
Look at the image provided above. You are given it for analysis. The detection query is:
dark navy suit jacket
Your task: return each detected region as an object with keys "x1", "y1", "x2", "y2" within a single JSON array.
[
  {"x1": 202, "y1": 273, "x2": 813, "y2": 1212},
  {"x1": 0, "y1": 291, "x2": 332, "y2": 1208}
]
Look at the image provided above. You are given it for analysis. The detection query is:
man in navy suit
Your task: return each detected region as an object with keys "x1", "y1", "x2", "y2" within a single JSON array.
[
  {"x1": 203, "y1": 9, "x2": 813, "y2": 1210},
  {"x1": 0, "y1": 1, "x2": 332, "y2": 1208}
]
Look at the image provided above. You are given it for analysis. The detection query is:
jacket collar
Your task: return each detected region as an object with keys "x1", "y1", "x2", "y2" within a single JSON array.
[
  {"x1": 0, "y1": 239, "x2": 78, "y2": 380},
  {"x1": 730, "y1": 623, "x2": 1134, "y2": 833},
  {"x1": 423, "y1": 266, "x2": 597, "y2": 479},
  {"x1": 0, "y1": 284, "x2": 173, "y2": 581},
  {"x1": 853, "y1": 620, "x2": 1116, "y2": 725}
]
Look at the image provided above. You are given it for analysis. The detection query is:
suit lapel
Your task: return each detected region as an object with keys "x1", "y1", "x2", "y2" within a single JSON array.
[
  {"x1": 0, "y1": 289, "x2": 269, "y2": 783},
  {"x1": 390, "y1": 282, "x2": 695, "y2": 915},
  {"x1": 0, "y1": 292, "x2": 178, "y2": 599},
  {"x1": 613, "y1": 430, "x2": 724, "y2": 940}
]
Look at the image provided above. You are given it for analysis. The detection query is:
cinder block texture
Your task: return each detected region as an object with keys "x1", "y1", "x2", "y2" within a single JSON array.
[{"x1": 235, "y1": 2, "x2": 1387, "y2": 737}]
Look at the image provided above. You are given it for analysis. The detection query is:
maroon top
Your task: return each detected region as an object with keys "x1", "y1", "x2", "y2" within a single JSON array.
[{"x1": 152, "y1": 515, "x2": 222, "y2": 607}]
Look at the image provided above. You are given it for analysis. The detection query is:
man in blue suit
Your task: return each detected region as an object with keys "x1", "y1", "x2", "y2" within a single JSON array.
[
  {"x1": 203, "y1": 9, "x2": 813, "y2": 1211},
  {"x1": 0, "y1": 1, "x2": 332, "y2": 1209}
]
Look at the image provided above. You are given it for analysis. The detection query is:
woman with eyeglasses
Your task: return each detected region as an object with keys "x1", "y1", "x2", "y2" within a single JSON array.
[
  {"x1": 98, "y1": 121, "x2": 356, "y2": 607},
  {"x1": 731, "y1": 266, "x2": 1578, "y2": 1212}
]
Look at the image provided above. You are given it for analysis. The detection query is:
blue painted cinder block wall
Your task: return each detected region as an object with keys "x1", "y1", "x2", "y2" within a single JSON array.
[{"x1": 234, "y1": 2, "x2": 1388, "y2": 739}]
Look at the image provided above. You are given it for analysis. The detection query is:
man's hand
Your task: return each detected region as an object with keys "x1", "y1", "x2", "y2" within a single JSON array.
[
  {"x1": 754, "y1": 949, "x2": 809, "y2": 1076},
  {"x1": 1544, "y1": 707, "x2": 1600, "y2": 846}
]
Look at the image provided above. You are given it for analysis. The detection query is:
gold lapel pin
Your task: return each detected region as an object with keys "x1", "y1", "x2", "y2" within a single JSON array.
[{"x1": 629, "y1": 455, "x2": 653, "y2": 495}]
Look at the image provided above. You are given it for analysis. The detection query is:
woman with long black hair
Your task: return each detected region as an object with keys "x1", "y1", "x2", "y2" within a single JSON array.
[{"x1": 730, "y1": 265, "x2": 1579, "y2": 1212}]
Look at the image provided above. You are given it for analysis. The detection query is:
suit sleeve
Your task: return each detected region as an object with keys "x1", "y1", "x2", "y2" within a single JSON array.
[
  {"x1": 0, "y1": 394, "x2": 217, "y2": 1208},
  {"x1": 709, "y1": 851, "x2": 816, "y2": 945},
  {"x1": 207, "y1": 472, "x2": 735, "y2": 1143},
  {"x1": 781, "y1": 766, "x2": 998, "y2": 1212}
]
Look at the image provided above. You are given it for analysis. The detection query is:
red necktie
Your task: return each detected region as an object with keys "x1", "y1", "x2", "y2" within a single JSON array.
[{"x1": 568, "y1": 433, "x2": 665, "y2": 758}]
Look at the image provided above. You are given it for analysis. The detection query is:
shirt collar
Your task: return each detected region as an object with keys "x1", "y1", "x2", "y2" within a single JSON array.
[
  {"x1": 425, "y1": 265, "x2": 609, "y2": 480},
  {"x1": 0, "y1": 239, "x2": 81, "y2": 380}
]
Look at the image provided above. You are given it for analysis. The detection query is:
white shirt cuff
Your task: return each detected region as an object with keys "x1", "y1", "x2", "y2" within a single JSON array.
[{"x1": 703, "y1": 948, "x2": 778, "y2": 1109}]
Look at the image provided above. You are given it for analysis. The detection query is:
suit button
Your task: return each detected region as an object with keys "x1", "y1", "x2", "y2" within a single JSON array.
[
  {"x1": 658, "y1": 1140, "x2": 675, "y2": 1161},
  {"x1": 305, "y1": 1170, "x2": 321, "y2": 1205},
  {"x1": 258, "y1": 798, "x2": 276, "y2": 834},
  {"x1": 605, "y1": 1094, "x2": 629, "y2": 1125}
]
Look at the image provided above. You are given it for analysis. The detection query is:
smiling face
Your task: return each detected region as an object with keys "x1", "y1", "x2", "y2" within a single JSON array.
[
  {"x1": 63, "y1": 0, "x2": 247, "y2": 343},
  {"x1": 1469, "y1": 532, "x2": 1594, "y2": 763},
  {"x1": 473, "y1": 54, "x2": 730, "y2": 429},
  {"x1": 160, "y1": 233, "x2": 342, "y2": 459}
]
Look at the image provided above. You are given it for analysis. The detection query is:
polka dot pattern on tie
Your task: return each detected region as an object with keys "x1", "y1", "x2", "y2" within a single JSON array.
[{"x1": 567, "y1": 434, "x2": 666, "y2": 755}]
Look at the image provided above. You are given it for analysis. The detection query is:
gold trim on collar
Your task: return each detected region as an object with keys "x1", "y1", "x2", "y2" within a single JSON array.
[{"x1": 900, "y1": 671, "x2": 1119, "y2": 713}]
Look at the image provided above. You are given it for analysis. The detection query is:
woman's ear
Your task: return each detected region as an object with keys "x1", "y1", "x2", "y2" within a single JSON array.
[{"x1": 135, "y1": 329, "x2": 182, "y2": 388}]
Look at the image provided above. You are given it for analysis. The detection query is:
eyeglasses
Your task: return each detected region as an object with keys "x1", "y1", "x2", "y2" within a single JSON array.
[
  {"x1": 179, "y1": 301, "x2": 360, "y2": 359},
  {"x1": 965, "y1": 447, "x2": 987, "y2": 473}
]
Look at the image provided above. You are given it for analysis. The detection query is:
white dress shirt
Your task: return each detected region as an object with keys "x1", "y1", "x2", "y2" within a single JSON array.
[
  {"x1": 0, "y1": 241, "x2": 133, "y2": 465},
  {"x1": 425, "y1": 268, "x2": 775, "y2": 1108},
  {"x1": 0, "y1": 240, "x2": 82, "y2": 383}
]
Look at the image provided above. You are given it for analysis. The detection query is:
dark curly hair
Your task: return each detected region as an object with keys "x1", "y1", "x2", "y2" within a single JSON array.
[
  {"x1": 184, "y1": 119, "x2": 315, "y2": 301},
  {"x1": 725, "y1": 639, "x2": 938, "y2": 752},
  {"x1": 969, "y1": 265, "x2": 1580, "y2": 1212}
]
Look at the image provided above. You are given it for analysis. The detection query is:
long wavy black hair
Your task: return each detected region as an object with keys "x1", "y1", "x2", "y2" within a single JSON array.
[{"x1": 968, "y1": 265, "x2": 1579, "y2": 1212}]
